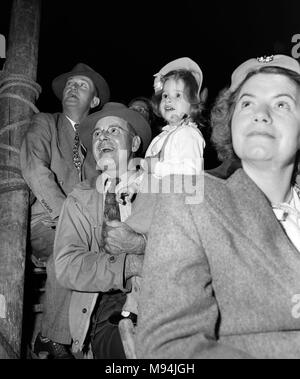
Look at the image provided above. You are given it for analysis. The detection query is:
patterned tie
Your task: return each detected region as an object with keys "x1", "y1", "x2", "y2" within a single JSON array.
[
  {"x1": 73, "y1": 123, "x2": 81, "y2": 171},
  {"x1": 104, "y1": 179, "x2": 121, "y2": 222}
]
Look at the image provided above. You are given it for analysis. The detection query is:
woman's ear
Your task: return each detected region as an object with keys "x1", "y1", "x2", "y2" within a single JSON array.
[
  {"x1": 131, "y1": 136, "x2": 141, "y2": 153},
  {"x1": 91, "y1": 96, "x2": 100, "y2": 109}
]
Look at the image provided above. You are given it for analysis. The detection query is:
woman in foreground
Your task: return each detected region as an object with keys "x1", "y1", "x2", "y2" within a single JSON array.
[{"x1": 136, "y1": 55, "x2": 300, "y2": 359}]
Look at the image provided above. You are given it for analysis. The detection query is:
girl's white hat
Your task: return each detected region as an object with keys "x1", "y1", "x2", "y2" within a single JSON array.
[{"x1": 153, "y1": 57, "x2": 203, "y2": 94}]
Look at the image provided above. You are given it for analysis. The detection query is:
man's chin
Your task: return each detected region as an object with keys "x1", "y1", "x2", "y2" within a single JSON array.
[
  {"x1": 96, "y1": 157, "x2": 117, "y2": 172},
  {"x1": 63, "y1": 97, "x2": 79, "y2": 107}
]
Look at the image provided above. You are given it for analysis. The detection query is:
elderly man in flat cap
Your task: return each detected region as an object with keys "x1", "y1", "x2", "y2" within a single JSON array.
[
  {"x1": 21, "y1": 63, "x2": 110, "y2": 358},
  {"x1": 53, "y1": 103, "x2": 151, "y2": 359}
]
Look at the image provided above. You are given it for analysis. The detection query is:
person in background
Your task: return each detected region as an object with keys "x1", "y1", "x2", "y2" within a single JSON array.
[
  {"x1": 128, "y1": 96, "x2": 162, "y2": 138},
  {"x1": 21, "y1": 63, "x2": 110, "y2": 359}
]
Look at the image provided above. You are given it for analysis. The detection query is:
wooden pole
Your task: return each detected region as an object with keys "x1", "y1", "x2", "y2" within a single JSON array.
[{"x1": 0, "y1": 0, "x2": 41, "y2": 358}]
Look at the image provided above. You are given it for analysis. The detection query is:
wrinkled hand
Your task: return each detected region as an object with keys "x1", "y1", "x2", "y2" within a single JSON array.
[
  {"x1": 104, "y1": 220, "x2": 146, "y2": 255},
  {"x1": 125, "y1": 254, "x2": 144, "y2": 280}
]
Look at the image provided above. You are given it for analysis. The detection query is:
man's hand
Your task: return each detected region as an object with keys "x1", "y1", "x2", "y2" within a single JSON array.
[
  {"x1": 125, "y1": 254, "x2": 144, "y2": 280},
  {"x1": 104, "y1": 220, "x2": 146, "y2": 255}
]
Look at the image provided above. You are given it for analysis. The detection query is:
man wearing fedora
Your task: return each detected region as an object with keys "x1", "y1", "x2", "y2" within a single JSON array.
[
  {"x1": 21, "y1": 63, "x2": 110, "y2": 358},
  {"x1": 53, "y1": 102, "x2": 151, "y2": 358}
]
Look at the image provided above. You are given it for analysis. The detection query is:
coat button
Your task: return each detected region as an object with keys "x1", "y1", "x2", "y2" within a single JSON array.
[
  {"x1": 74, "y1": 340, "x2": 79, "y2": 345},
  {"x1": 109, "y1": 256, "x2": 116, "y2": 263},
  {"x1": 82, "y1": 308, "x2": 87, "y2": 314}
]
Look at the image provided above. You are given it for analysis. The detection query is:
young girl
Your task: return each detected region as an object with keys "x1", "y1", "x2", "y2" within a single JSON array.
[
  {"x1": 117, "y1": 57, "x2": 206, "y2": 202},
  {"x1": 142, "y1": 56, "x2": 206, "y2": 177},
  {"x1": 115, "y1": 59, "x2": 207, "y2": 354}
]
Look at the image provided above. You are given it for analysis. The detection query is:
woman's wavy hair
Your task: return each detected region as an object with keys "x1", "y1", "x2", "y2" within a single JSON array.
[
  {"x1": 151, "y1": 70, "x2": 206, "y2": 128},
  {"x1": 210, "y1": 66, "x2": 300, "y2": 180}
]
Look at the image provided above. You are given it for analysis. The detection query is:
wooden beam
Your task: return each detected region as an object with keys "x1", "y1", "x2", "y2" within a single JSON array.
[{"x1": 0, "y1": 0, "x2": 41, "y2": 358}]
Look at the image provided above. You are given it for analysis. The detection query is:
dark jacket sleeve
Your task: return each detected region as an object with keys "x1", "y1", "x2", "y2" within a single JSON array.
[
  {"x1": 20, "y1": 113, "x2": 66, "y2": 219},
  {"x1": 135, "y1": 187, "x2": 252, "y2": 359},
  {"x1": 54, "y1": 194, "x2": 127, "y2": 293}
]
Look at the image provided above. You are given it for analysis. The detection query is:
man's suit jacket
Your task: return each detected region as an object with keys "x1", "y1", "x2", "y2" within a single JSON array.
[
  {"x1": 20, "y1": 112, "x2": 97, "y2": 226},
  {"x1": 135, "y1": 169, "x2": 300, "y2": 359}
]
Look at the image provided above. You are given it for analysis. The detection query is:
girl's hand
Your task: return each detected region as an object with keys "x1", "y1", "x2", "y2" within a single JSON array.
[
  {"x1": 116, "y1": 170, "x2": 143, "y2": 204},
  {"x1": 116, "y1": 182, "x2": 140, "y2": 205}
]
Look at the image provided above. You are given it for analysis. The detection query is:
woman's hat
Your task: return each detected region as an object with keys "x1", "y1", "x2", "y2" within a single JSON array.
[
  {"x1": 78, "y1": 102, "x2": 152, "y2": 155},
  {"x1": 52, "y1": 63, "x2": 110, "y2": 105},
  {"x1": 153, "y1": 57, "x2": 203, "y2": 94},
  {"x1": 230, "y1": 55, "x2": 300, "y2": 91}
]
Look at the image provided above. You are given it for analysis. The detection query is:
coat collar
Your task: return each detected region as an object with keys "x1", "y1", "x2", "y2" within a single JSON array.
[
  {"x1": 70, "y1": 176, "x2": 103, "y2": 227},
  {"x1": 204, "y1": 169, "x2": 299, "y2": 262}
]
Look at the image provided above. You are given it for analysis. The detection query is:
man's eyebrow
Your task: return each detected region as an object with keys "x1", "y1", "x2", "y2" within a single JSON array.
[{"x1": 93, "y1": 123, "x2": 121, "y2": 131}]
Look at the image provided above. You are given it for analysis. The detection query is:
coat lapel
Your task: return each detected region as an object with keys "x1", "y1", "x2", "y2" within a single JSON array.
[
  {"x1": 205, "y1": 169, "x2": 300, "y2": 277},
  {"x1": 57, "y1": 114, "x2": 77, "y2": 173}
]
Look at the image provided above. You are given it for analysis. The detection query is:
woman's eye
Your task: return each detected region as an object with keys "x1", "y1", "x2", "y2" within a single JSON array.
[
  {"x1": 162, "y1": 93, "x2": 168, "y2": 99},
  {"x1": 241, "y1": 101, "x2": 251, "y2": 108},
  {"x1": 276, "y1": 101, "x2": 290, "y2": 110},
  {"x1": 176, "y1": 93, "x2": 182, "y2": 98}
]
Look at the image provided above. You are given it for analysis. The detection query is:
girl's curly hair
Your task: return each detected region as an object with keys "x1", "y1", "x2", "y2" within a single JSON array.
[{"x1": 151, "y1": 70, "x2": 206, "y2": 128}]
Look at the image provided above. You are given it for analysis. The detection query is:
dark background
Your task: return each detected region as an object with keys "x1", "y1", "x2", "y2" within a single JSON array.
[{"x1": 1, "y1": 0, "x2": 300, "y2": 168}]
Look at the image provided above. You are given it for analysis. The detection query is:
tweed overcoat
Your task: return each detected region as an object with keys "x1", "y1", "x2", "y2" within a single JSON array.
[{"x1": 135, "y1": 169, "x2": 300, "y2": 359}]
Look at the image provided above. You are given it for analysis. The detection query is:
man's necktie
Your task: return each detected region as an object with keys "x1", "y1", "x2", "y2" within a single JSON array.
[
  {"x1": 73, "y1": 123, "x2": 81, "y2": 171},
  {"x1": 104, "y1": 179, "x2": 121, "y2": 222}
]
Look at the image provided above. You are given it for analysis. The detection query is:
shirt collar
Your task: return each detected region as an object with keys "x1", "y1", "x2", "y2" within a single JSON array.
[
  {"x1": 162, "y1": 124, "x2": 178, "y2": 133},
  {"x1": 101, "y1": 171, "x2": 135, "y2": 193},
  {"x1": 64, "y1": 115, "x2": 77, "y2": 131},
  {"x1": 272, "y1": 186, "x2": 300, "y2": 221}
]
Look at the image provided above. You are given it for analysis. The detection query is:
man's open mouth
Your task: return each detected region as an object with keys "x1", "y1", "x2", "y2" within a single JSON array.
[{"x1": 99, "y1": 146, "x2": 114, "y2": 153}]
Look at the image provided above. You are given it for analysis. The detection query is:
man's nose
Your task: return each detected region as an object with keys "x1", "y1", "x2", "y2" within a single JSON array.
[
  {"x1": 70, "y1": 82, "x2": 79, "y2": 91},
  {"x1": 253, "y1": 104, "x2": 272, "y2": 124},
  {"x1": 98, "y1": 130, "x2": 109, "y2": 140}
]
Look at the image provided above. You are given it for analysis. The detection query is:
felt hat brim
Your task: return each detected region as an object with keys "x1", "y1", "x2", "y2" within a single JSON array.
[
  {"x1": 52, "y1": 63, "x2": 110, "y2": 105},
  {"x1": 79, "y1": 102, "x2": 152, "y2": 155}
]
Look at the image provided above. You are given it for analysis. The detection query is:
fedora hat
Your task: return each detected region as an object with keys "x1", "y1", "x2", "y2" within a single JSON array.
[
  {"x1": 79, "y1": 102, "x2": 152, "y2": 155},
  {"x1": 230, "y1": 54, "x2": 300, "y2": 91},
  {"x1": 52, "y1": 63, "x2": 110, "y2": 105}
]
